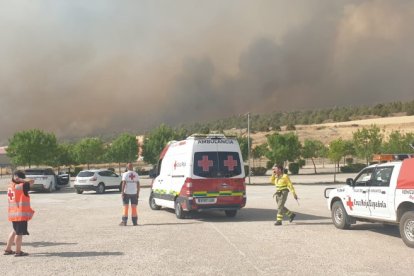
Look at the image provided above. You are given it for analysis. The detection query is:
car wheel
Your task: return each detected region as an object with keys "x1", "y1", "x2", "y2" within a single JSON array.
[
  {"x1": 97, "y1": 183, "x2": 105, "y2": 194},
  {"x1": 225, "y1": 210, "x2": 237, "y2": 217},
  {"x1": 149, "y1": 193, "x2": 161, "y2": 210},
  {"x1": 175, "y1": 200, "x2": 185, "y2": 219},
  {"x1": 46, "y1": 182, "x2": 53, "y2": 193},
  {"x1": 331, "y1": 201, "x2": 351, "y2": 229},
  {"x1": 76, "y1": 189, "x2": 83, "y2": 194},
  {"x1": 400, "y1": 211, "x2": 414, "y2": 248}
]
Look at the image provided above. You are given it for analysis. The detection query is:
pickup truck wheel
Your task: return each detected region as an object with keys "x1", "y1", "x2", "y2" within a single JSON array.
[
  {"x1": 332, "y1": 201, "x2": 350, "y2": 229},
  {"x1": 175, "y1": 200, "x2": 185, "y2": 219},
  {"x1": 149, "y1": 193, "x2": 161, "y2": 210},
  {"x1": 400, "y1": 211, "x2": 414, "y2": 248},
  {"x1": 76, "y1": 189, "x2": 83, "y2": 194},
  {"x1": 97, "y1": 183, "x2": 105, "y2": 194},
  {"x1": 225, "y1": 210, "x2": 237, "y2": 217}
]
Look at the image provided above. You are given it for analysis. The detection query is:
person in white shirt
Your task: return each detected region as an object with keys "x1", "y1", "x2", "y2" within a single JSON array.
[{"x1": 119, "y1": 163, "x2": 140, "y2": 226}]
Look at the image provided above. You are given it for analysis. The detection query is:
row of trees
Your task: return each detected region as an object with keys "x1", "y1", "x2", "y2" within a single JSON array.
[
  {"x1": 6, "y1": 129, "x2": 138, "y2": 172},
  {"x1": 6, "y1": 124, "x2": 414, "y2": 176},
  {"x1": 181, "y1": 100, "x2": 414, "y2": 133},
  {"x1": 262, "y1": 125, "x2": 414, "y2": 174}
]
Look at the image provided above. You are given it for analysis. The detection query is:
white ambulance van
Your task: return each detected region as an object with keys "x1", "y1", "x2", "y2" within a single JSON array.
[{"x1": 149, "y1": 134, "x2": 246, "y2": 219}]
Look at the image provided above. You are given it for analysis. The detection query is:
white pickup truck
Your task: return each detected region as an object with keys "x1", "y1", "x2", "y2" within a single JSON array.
[{"x1": 325, "y1": 158, "x2": 414, "y2": 247}]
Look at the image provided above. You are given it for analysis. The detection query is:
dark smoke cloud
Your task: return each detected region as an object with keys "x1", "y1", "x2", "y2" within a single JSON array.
[{"x1": 1, "y1": 1, "x2": 414, "y2": 145}]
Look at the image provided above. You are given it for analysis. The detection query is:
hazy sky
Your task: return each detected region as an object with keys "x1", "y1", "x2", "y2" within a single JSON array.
[{"x1": 1, "y1": 0, "x2": 414, "y2": 144}]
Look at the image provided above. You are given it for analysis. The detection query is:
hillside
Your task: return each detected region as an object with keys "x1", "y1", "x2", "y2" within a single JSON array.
[{"x1": 243, "y1": 115, "x2": 414, "y2": 146}]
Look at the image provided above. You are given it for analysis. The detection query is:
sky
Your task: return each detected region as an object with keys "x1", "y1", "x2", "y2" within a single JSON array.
[{"x1": 1, "y1": 0, "x2": 414, "y2": 145}]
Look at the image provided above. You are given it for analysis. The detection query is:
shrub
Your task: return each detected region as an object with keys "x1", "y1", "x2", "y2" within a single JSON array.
[
  {"x1": 340, "y1": 163, "x2": 366, "y2": 173},
  {"x1": 288, "y1": 162, "x2": 300, "y2": 175},
  {"x1": 266, "y1": 161, "x2": 274, "y2": 169},
  {"x1": 286, "y1": 124, "x2": 296, "y2": 131},
  {"x1": 298, "y1": 159, "x2": 306, "y2": 168},
  {"x1": 345, "y1": 158, "x2": 354, "y2": 165},
  {"x1": 251, "y1": 167, "x2": 267, "y2": 176}
]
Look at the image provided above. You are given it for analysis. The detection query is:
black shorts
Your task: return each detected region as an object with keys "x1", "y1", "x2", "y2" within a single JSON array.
[
  {"x1": 12, "y1": 221, "x2": 29, "y2": 235},
  {"x1": 122, "y1": 194, "x2": 138, "y2": 205}
]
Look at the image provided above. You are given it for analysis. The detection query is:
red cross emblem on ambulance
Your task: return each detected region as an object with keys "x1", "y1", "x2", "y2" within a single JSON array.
[
  {"x1": 224, "y1": 155, "x2": 238, "y2": 171},
  {"x1": 198, "y1": 155, "x2": 213, "y2": 172},
  {"x1": 346, "y1": 196, "x2": 354, "y2": 211}
]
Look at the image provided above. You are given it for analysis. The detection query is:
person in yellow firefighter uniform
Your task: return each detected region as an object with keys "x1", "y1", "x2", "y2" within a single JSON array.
[{"x1": 270, "y1": 165, "x2": 298, "y2": 226}]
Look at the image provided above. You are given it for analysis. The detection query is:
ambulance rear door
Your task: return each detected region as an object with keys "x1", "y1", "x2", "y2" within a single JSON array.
[{"x1": 191, "y1": 138, "x2": 245, "y2": 207}]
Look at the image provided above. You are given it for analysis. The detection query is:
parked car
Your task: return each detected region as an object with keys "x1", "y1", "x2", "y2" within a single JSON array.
[
  {"x1": 24, "y1": 168, "x2": 70, "y2": 192},
  {"x1": 74, "y1": 169, "x2": 122, "y2": 194}
]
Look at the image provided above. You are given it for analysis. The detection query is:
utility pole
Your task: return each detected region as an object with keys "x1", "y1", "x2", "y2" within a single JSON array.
[{"x1": 247, "y1": 112, "x2": 251, "y2": 185}]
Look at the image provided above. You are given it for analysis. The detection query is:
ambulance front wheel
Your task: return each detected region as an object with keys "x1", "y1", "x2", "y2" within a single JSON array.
[
  {"x1": 225, "y1": 210, "x2": 237, "y2": 217},
  {"x1": 331, "y1": 201, "x2": 350, "y2": 229},
  {"x1": 175, "y1": 200, "x2": 186, "y2": 219},
  {"x1": 149, "y1": 193, "x2": 161, "y2": 210},
  {"x1": 400, "y1": 211, "x2": 414, "y2": 248}
]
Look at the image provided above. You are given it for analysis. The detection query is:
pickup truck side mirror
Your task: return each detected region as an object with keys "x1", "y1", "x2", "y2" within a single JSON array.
[{"x1": 346, "y1": 178, "x2": 354, "y2": 186}]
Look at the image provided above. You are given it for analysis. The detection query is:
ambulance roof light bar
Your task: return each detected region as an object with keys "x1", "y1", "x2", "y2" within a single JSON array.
[{"x1": 187, "y1": 133, "x2": 237, "y2": 140}]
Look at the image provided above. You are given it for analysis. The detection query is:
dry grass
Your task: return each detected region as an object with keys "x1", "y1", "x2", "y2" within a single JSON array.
[{"x1": 240, "y1": 115, "x2": 414, "y2": 146}]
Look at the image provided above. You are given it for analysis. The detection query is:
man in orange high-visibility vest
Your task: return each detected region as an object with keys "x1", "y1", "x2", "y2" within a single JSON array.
[{"x1": 4, "y1": 170, "x2": 35, "y2": 257}]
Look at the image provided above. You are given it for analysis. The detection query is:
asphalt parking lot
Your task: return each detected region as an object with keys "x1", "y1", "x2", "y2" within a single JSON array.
[{"x1": 0, "y1": 182, "x2": 412, "y2": 275}]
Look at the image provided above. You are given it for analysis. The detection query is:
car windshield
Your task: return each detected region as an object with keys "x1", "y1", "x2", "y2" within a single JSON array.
[
  {"x1": 193, "y1": 151, "x2": 242, "y2": 178},
  {"x1": 25, "y1": 170, "x2": 45, "y2": 175},
  {"x1": 77, "y1": 171, "x2": 95, "y2": 177}
]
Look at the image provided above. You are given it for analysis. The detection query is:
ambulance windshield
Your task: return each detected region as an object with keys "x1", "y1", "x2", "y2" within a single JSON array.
[{"x1": 193, "y1": 152, "x2": 242, "y2": 178}]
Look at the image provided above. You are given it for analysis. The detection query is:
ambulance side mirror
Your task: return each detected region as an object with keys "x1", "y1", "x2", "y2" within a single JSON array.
[{"x1": 346, "y1": 178, "x2": 354, "y2": 186}]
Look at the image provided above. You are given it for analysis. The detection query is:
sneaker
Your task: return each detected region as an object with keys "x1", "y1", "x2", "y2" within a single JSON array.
[
  {"x1": 119, "y1": 222, "x2": 127, "y2": 226},
  {"x1": 274, "y1": 221, "x2": 282, "y2": 226},
  {"x1": 289, "y1": 213, "x2": 296, "y2": 222}
]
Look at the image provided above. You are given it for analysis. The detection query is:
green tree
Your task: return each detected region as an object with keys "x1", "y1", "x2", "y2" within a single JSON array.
[
  {"x1": 73, "y1": 137, "x2": 105, "y2": 169},
  {"x1": 237, "y1": 136, "x2": 252, "y2": 162},
  {"x1": 266, "y1": 132, "x2": 301, "y2": 166},
  {"x1": 142, "y1": 124, "x2": 180, "y2": 165},
  {"x1": 342, "y1": 140, "x2": 356, "y2": 165},
  {"x1": 6, "y1": 129, "x2": 58, "y2": 167},
  {"x1": 302, "y1": 139, "x2": 325, "y2": 174},
  {"x1": 353, "y1": 125, "x2": 383, "y2": 164},
  {"x1": 252, "y1": 143, "x2": 267, "y2": 167},
  {"x1": 328, "y1": 139, "x2": 345, "y2": 171},
  {"x1": 48, "y1": 143, "x2": 76, "y2": 172},
  {"x1": 382, "y1": 131, "x2": 414, "y2": 154},
  {"x1": 328, "y1": 138, "x2": 346, "y2": 182},
  {"x1": 107, "y1": 133, "x2": 138, "y2": 174}
]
